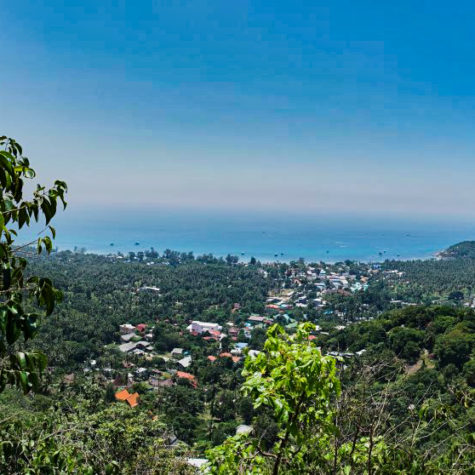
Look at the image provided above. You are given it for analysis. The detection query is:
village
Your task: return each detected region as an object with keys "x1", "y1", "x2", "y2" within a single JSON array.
[{"x1": 82, "y1": 261, "x2": 379, "y2": 410}]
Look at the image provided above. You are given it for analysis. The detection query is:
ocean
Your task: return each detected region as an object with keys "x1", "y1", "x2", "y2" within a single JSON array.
[{"x1": 18, "y1": 207, "x2": 475, "y2": 263}]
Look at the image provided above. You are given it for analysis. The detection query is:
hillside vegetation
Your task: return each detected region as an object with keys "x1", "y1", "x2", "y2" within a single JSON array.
[{"x1": 439, "y1": 241, "x2": 475, "y2": 259}]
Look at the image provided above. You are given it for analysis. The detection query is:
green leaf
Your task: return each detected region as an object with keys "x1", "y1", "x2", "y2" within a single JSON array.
[
  {"x1": 0, "y1": 308, "x2": 7, "y2": 334},
  {"x1": 16, "y1": 352, "x2": 27, "y2": 370},
  {"x1": 3, "y1": 199, "x2": 14, "y2": 211},
  {"x1": 6, "y1": 310, "x2": 21, "y2": 345},
  {"x1": 0, "y1": 152, "x2": 14, "y2": 175},
  {"x1": 24, "y1": 168, "x2": 35, "y2": 179},
  {"x1": 24, "y1": 314, "x2": 39, "y2": 340},
  {"x1": 48, "y1": 225, "x2": 56, "y2": 239},
  {"x1": 44, "y1": 236, "x2": 53, "y2": 252},
  {"x1": 18, "y1": 371, "x2": 29, "y2": 393},
  {"x1": 18, "y1": 207, "x2": 29, "y2": 228},
  {"x1": 41, "y1": 199, "x2": 54, "y2": 225}
]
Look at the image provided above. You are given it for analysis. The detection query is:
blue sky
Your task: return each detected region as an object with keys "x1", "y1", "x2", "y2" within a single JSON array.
[{"x1": 1, "y1": 1, "x2": 475, "y2": 217}]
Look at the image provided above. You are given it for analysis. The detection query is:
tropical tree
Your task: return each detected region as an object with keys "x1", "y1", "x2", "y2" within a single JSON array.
[
  {"x1": 0, "y1": 135, "x2": 67, "y2": 393},
  {"x1": 206, "y1": 323, "x2": 345, "y2": 474}
]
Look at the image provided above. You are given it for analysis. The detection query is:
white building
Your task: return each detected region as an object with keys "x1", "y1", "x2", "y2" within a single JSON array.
[
  {"x1": 187, "y1": 321, "x2": 222, "y2": 334},
  {"x1": 187, "y1": 459, "x2": 208, "y2": 469},
  {"x1": 121, "y1": 332, "x2": 136, "y2": 343},
  {"x1": 120, "y1": 323, "x2": 136, "y2": 335},
  {"x1": 119, "y1": 342, "x2": 137, "y2": 353},
  {"x1": 119, "y1": 340, "x2": 152, "y2": 354},
  {"x1": 236, "y1": 424, "x2": 252, "y2": 435},
  {"x1": 138, "y1": 286, "x2": 160, "y2": 293},
  {"x1": 171, "y1": 348, "x2": 184, "y2": 358},
  {"x1": 178, "y1": 356, "x2": 192, "y2": 368}
]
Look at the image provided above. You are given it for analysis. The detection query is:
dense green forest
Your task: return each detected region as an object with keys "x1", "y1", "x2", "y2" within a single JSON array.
[
  {"x1": 381, "y1": 258, "x2": 475, "y2": 304},
  {"x1": 25, "y1": 251, "x2": 269, "y2": 368},
  {"x1": 0, "y1": 249, "x2": 472, "y2": 473}
]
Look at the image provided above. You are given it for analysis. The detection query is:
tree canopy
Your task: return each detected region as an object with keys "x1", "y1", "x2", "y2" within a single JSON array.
[{"x1": 0, "y1": 136, "x2": 67, "y2": 394}]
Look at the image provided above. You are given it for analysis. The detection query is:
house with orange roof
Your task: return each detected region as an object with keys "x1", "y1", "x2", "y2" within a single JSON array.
[
  {"x1": 176, "y1": 371, "x2": 197, "y2": 388},
  {"x1": 115, "y1": 389, "x2": 140, "y2": 407},
  {"x1": 126, "y1": 392, "x2": 140, "y2": 408},
  {"x1": 115, "y1": 388, "x2": 131, "y2": 401},
  {"x1": 219, "y1": 352, "x2": 241, "y2": 364}
]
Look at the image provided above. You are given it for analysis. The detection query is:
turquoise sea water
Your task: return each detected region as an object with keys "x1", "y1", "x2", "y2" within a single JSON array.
[{"x1": 19, "y1": 207, "x2": 475, "y2": 263}]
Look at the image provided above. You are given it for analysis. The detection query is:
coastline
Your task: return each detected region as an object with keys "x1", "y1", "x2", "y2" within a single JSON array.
[
  {"x1": 17, "y1": 210, "x2": 474, "y2": 264},
  {"x1": 47, "y1": 244, "x2": 441, "y2": 264}
]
